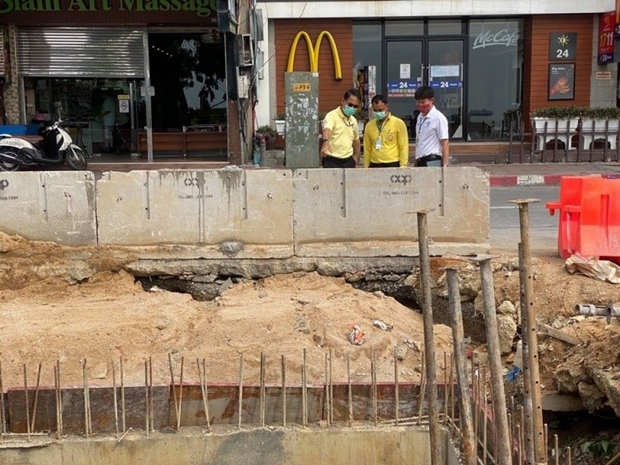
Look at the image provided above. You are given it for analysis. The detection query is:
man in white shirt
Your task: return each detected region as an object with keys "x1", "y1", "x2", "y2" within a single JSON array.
[{"x1": 414, "y1": 86, "x2": 449, "y2": 167}]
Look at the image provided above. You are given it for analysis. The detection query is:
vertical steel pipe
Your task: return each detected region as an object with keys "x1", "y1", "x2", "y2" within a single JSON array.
[
  {"x1": 417, "y1": 211, "x2": 441, "y2": 465},
  {"x1": 510, "y1": 198, "x2": 545, "y2": 464},
  {"x1": 475, "y1": 256, "x2": 513, "y2": 464},
  {"x1": 446, "y1": 268, "x2": 476, "y2": 465}
]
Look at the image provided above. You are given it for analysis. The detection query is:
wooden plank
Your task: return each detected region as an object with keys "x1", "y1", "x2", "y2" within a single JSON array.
[{"x1": 537, "y1": 323, "x2": 581, "y2": 345}]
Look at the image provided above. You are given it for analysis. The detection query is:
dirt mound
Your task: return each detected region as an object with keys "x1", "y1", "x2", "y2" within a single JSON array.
[{"x1": 0, "y1": 270, "x2": 453, "y2": 389}]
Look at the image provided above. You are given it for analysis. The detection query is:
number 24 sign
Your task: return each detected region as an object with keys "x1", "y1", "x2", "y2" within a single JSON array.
[{"x1": 549, "y1": 33, "x2": 577, "y2": 61}]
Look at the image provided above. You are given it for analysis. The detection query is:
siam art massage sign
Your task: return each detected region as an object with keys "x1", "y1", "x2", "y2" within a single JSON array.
[{"x1": 0, "y1": 0, "x2": 217, "y2": 17}]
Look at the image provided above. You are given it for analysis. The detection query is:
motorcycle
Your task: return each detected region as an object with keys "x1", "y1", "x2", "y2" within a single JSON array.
[{"x1": 0, "y1": 120, "x2": 88, "y2": 172}]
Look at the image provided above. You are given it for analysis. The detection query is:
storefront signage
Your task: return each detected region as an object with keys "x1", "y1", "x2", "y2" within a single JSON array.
[
  {"x1": 387, "y1": 81, "x2": 417, "y2": 98},
  {"x1": 549, "y1": 33, "x2": 577, "y2": 61},
  {"x1": 287, "y1": 31, "x2": 342, "y2": 81},
  {"x1": 548, "y1": 63, "x2": 575, "y2": 101},
  {"x1": 472, "y1": 29, "x2": 518, "y2": 50},
  {"x1": 598, "y1": 12, "x2": 615, "y2": 65},
  {"x1": 0, "y1": 0, "x2": 216, "y2": 18}
]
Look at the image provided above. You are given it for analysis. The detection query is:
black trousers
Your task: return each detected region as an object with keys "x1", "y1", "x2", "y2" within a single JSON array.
[
  {"x1": 369, "y1": 161, "x2": 400, "y2": 168},
  {"x1": 322, "y1": 155, "x2": 356, "y2": 168},
  {"x1": 415, "y1": 154, "x2": 443, "y2": 167}
]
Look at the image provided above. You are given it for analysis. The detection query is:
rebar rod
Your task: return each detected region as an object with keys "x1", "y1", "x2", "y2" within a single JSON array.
[
  {"x1": 260, "y1": 352, "x2": 265, "y2": 427},
  {"x1": 0, "y1": 361, "x2": 4, "y2": 438},
  {"x1": 417, "y1": 211, "x2": 441, "y2": 465},
  {"x1": 144, "y1": 361, "x2": 149, "y2": 436},
  {"x1": 475, "y1": 257, "x2": 513, "y2": 465},
  {"x1": 23, "y1": 364, "x2": 30, "y2": 441},
  {"x1": 120, "y1": 357, "x2": 125, "y2": 434},
  {"x1": 394, "y1": 349, "x2": 399, "y2": 426},
  {"x1": 446, "y1": 268, "x2": 476, "y2": 465},
  {"x1": 83, "y1": 359, "x2": 91, "y2": 436},
  {"x1": 112, "y1": 361, "x2": 119, "y2": 436},
  {"x1": 302, "y1": 348, "x2": 307, "y2": 427},
  {"x1": 281, "y1": 355, "x2": 286, "y2": 427},
  {"x1": 347, "y1": 353, "x2": 353, "y2": 427},
  {"x1": 371, "y1": 347, "x2": 378, "y2": 426},
  {"x1": 30, "y1": 363, "x2": 42, "y2": 433},
  {"x1": 329, "y1": 349, "x2": 334, "y2": 425},
  {"x1": 510, "y1": 198, "x2": 545, "y2": 464},
  {"x1": 54, "y1": 365, "x2": 61, "y2": 440},
  {"x1": 168, "y1": 353, "x2": 178, "y2": 430},
  {"x1": 177, "y1": 356, "x2": 184, "y2": 431},
  {"x1": 238, "y1": 355, "x2": 244, "y2": 428}
]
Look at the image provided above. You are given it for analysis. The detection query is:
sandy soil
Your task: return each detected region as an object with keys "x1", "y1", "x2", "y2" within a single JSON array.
[{"x1": 0, "y1": 231, "x2": 618, "y2": 410}]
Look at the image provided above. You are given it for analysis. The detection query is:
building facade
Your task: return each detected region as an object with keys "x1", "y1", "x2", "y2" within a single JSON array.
[
  {"x1": 256, "y1": 0, "x2": 618, "y2": 143},
  {"x1": 0, "y1": 0, "x2": 256, "y2": 164}
]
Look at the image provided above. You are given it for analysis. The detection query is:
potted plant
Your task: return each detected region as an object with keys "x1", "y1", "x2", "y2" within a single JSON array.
[
  {"x1": 274, "y1": 112, "x2": 286, "y2": 135},
  {"x1": 579, "y1": 107, "x2": 620, "y2": 150},
  {"x1": 256, "y1": 125, "x2": 278, "y2": 150}
]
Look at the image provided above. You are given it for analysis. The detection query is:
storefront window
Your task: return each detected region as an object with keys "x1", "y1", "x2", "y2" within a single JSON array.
[
  {"x1": 23, "y1": 77, "x2": 134, "y2": 155},
  {"x1": 148, "y1": 33, "x2": 226, "y2": 132},
  {"x1": 353, "y1": 22, "x2": 383, "y2": 111},
  {"x1": 467, "y1": 19, "x2": 522, "y2": 140}
]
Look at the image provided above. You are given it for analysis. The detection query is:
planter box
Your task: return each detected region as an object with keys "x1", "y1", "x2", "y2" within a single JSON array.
[
  {"x1": 531, "y1": 117, "x2": 578, "y2": 151},
  {"x1": 580, "y1": 119, "x2": 619, "y2": 150}
]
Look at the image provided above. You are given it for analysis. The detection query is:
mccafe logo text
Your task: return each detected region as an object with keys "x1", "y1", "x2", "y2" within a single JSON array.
[
  {"x1": 472, "y1": 29, "x2": 519, "y2": 50},
  {"x1": 0, "y1": 0, "x2": 216, "y2": 16}
]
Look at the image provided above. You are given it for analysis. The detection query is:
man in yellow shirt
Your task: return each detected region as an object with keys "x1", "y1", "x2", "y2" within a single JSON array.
[
  {"x1": 363, "y1": 94, "x2": 409, "y2": 168},
  {"x1": 321, "y1": 89, "x2": 362, "y2": 168}
]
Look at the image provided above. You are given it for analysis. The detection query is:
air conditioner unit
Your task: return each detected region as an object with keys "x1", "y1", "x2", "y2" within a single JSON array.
[{"x1": 237, "y1": 34, "x2": 254, "y2": 67}]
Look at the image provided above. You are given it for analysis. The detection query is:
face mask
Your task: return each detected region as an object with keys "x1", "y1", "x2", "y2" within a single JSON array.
[
  {"x1": 374, "y1": 111, "x2": 386, "y2": 121},
  {"x1": 342, "y1": 106, "x2": 356, "y2": 117},
  {"x1": 417, "y1": 103, "x2": 432, "y2": 114}
]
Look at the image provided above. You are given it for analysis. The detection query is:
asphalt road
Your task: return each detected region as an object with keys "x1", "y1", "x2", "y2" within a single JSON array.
[{"x1": 490, "y1": 185, "x2": 561, "y2": 255}]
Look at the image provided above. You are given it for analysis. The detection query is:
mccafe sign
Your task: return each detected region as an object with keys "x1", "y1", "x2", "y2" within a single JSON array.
[{"x1": 472, "y1": 29, "x2": 519, "y2": 50}]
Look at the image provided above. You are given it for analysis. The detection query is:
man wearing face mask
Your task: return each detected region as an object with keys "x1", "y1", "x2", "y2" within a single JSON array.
[
  {"x1": 363, "y1": 94, "x2": 409, "y2": 168},
  {"x1": 414, "y1": 86, "x2": 450, "y2": 167},
  {"x1": 321, "y1": 89, "x2": 362, "y2": 168}
]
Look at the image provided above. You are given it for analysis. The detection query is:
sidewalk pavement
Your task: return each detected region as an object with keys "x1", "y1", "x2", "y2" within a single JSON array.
[{"x1": 467, "y1": 162, "x2": 620, "y2": 187}]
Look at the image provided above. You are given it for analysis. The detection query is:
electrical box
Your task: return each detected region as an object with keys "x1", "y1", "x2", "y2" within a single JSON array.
[
  {"x1": 238, "y1": 34, "x2": 254, "y2": 67},
  {"x1": 237, "y1": 70, "x2": 250, "y2": 99}
]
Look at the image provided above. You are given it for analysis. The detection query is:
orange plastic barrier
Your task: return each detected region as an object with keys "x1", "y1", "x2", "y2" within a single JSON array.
[{"x1": 546, "y1": 175, "x2": 620, "y2": 261}]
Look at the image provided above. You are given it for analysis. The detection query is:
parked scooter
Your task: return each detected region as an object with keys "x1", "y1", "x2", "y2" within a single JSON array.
[{"x1": 0, "y1": 120, "x2": 87, "y2": 172}]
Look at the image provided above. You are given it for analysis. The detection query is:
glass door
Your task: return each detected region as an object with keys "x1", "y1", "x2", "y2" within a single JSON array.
[
  {"x1": 427, "y1": 40, "x2": 464, "y2": 139},
  {"x1": 386, "y1": 41, "x2": 423, "y2": 139}
]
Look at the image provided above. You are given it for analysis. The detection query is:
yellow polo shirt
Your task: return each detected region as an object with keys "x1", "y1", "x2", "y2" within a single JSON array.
[
  {"x1": 363, "y1": 114, "x2": 410, "y2": 168},
  {"x1": 323, "y1": 108, "x2": 358, "y2": 159}
]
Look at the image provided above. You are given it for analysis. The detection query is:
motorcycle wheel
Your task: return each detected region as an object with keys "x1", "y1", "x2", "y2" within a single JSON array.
[
  {"x1": 66, "y1": 145, "x2": 87, "y2": 170},
  {"x1": 0, "y1": 148, "x2": 19, "y2": 172}
]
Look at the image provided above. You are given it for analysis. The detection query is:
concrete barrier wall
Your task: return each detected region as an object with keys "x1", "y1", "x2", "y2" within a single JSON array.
[
  {"x1": 96, "y1": 169, "x2": 294, "y2": 258},
  {"x1": 293, "y1": 167, "x2": 489, "y2": 256},
  {"x1": 0, "y1": 171, "x2": 96, "y2": 246},
  {"x1": 0, "y1": 167, "x2": 489, "y2": 256}
]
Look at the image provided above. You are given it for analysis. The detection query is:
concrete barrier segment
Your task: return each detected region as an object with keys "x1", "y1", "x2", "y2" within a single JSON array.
[
  {"x1": 293, "y1": 167, "x2": 490, "y2": 257},
  {"x1": 0, "y1": 171, "x2": 96, "y2": 246},
  {"x1": 96, "y1": 169, "x2": 294, "y2": 259}
]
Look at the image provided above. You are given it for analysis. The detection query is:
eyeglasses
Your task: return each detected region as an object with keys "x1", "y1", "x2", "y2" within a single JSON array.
[{"x1": 345, "y1": 102, "x2": 360, "y2": 109}]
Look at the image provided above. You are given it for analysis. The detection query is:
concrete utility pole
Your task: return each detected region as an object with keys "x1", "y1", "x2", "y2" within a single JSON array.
[
  {"x1": 446, "y1": 268, "x2": 476, "y2": 465},
  {"x1": 510, "y1": 198, "x2": 546, "y2": 465},
  {"x1": 416, "y1": 211, "x2": 441, "y2": 465}
]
